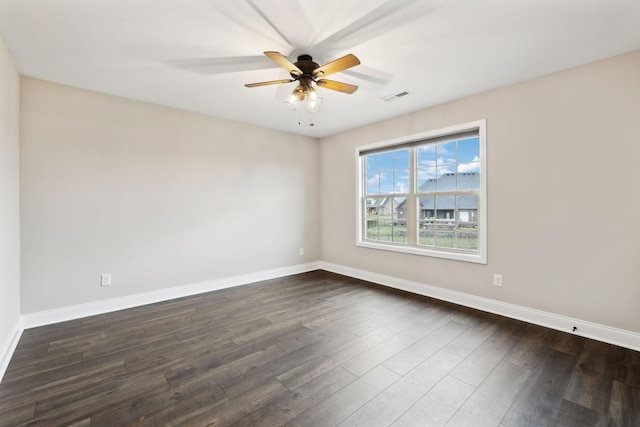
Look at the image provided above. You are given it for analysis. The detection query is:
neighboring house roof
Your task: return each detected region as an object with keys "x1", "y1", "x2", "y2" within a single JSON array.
[
  {"x1": 366, "y1": 197, "x2": 392, "y2": 207},
  {"x1": 418, "y1": 172, "x2": 479, "y2": 192},
  {"x1": 418, "y1": 195, "x2": 477, "y2": 210},
  {"x1": 397, "y1": 172, "x2": 480, "y2": 210}
]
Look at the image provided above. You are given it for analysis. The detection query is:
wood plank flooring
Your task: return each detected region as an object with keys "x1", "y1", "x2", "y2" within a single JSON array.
[{"x1": 1, "y1": 270, "x2": 639, "y2": 426}]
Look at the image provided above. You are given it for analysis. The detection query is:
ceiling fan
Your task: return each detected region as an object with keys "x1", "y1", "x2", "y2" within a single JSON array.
[{"x1": 245, "y1": 51, "x2": 361, "y2": 112}]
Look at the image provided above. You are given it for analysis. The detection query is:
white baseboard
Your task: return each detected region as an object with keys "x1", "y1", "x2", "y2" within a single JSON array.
[
  {"x1": 22, "y1": 262, "x2": 321, "y2": 329},
  {"x1": 320, "y1": 261, "x2": 640, "y2": 352},
  {"x1": 0, "y1": 317, "x2": 24, "y2": 383}
]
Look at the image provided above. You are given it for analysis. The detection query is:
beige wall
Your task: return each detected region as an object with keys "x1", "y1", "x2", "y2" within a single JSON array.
[
  {"x1": 16, "y1": 49, "x2": 640, "y2": 337},
  {"x1": 320, "y1": 50, "x2": 640, "y2": 333},
  {"x1": 0, "y1": 35, "x2": 21, "y2": 355},
  {"x1": 20, "y1": 78, "x2": 319, "y2": 313}
]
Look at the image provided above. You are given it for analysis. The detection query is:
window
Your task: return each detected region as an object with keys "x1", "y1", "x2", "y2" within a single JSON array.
[{"x1": 356, "y1": 120, "x2": 486, "y2": 264}]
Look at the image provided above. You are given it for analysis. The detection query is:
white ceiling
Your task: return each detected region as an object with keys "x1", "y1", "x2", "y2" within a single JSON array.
[{"x1": 1, "y1": 0, "x2": 639, "y2": 138}]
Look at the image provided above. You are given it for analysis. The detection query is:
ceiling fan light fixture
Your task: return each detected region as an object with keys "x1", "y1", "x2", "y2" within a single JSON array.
[
  {"x1": 306, "y1": 89, "x2": 322, "y2": 113},
  {"x1": 283, "y1": 83, "x2": 322, "y2": 113},
  {"x1": 284, "y1": 87, "x2": 302, "y2": 110}
]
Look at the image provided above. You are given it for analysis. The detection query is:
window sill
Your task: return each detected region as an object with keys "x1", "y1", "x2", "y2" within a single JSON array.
[{"x1": 356, "y1": 240, "x2": 487, "y2": 264}]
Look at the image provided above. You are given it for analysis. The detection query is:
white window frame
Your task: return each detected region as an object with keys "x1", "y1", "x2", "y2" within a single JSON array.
[{"x1": 355, "y1": 119, "x2": 487, "y2": 264}]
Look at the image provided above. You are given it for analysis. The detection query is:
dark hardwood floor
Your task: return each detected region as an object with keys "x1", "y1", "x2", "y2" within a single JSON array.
[{"x1": 1, "y1": 270, "x2": 639, "y2": 426}]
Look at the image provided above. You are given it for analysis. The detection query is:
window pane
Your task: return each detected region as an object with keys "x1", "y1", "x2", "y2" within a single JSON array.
[
  {"x1": 417, "y1": 195, "x2": 435, "y2": 246},
  {"x1": 458, "y1": 137, "x2": 480, "y2": 163},
  {"x1": 364, "y1": 149, "x2": 408, "y2": 196},
  {"x1": 457, "y1": 169, "x2": 480, "y2": 190},
  {"x1": 366, "y1": 153, "x2": 381, "y2": 173},
  {"x1": 364, "y1": 198, "x2": 378, "y2": 240},
  {"x1": 394, "y1": 149, "x2": 410, "y2": 170},
  {"x1": 437, "y1": 172, "x2": 457, "y2": 192},
  {"x1": 365, "y1": 218, "x2": 376, "y2": 240},
  {"x1": 435, "y1": 195, "x2": 455, "y2": 248},
  {"x1": 418, "y1": 195, "x2": 435, "y2": 220},
  {"x1": 364, "y1": 197, "x2": 408, "y2": 245},
  {"x1": 435, "y1": 195, "x2": 455, "y2": 215},
  {"x1": 391, "y1": 198, "x2": 407, "y2": 243},
  {"x1": 366, "y1": 173, "x2": 381, "y2": 194},
  {"x1": 394, "y1": 170, "x2": 410, "y2": 194},
  {"x1": 457, "y1": 194, "x2": 478, "y2": 249},
  {"x1": 457, "y1": 162, "x2": 480, "y2": 173},
  {"x1": 419, "y1": 224, "x2": 436, "y2": 246},
  {"x1": 455, "y1": 229, "x2": 478, "y2": 250},
  {"x1": 417, "y1": 145, "x2": 436, "y2": 165},
  {"x1": 396, "y1": 197, "x2": 408, "y2": 224},
  {"x1": 365, "y1": 198, "x2": 377, "y2": 212},
  {"x1": 376, "y1": 215, "x2": 393, "y2": 242},
  {"x1": 365, "y1": 198, "x2": 386, "y2": 241},
  {"x1": 379, "y1": 151, "x2": 394, "y2": 170},
  {"x1": 417, "y1": 168, "x2": 437, "y2": 191},
  {"x1": 437, "y1": 141, "x2": 457, "y2": 167},
  {"x1": 379, "y1": 172, "x2": 394, "y2": 194},
  {"x1": 435, "y1": 228, "x2": 454, "y2": 248},
  {"x1": 457, "y1": 195, "x2": 477, "y2": 221}
]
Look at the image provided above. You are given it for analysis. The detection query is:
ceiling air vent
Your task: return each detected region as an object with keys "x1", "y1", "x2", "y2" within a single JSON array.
[{"x1": 381, "y1": 90, "x2": 411, "y2": 103}]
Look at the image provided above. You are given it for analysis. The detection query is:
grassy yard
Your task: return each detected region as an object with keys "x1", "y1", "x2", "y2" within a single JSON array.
[{"x1": 365, "y1": 216, "x2": 478, "y2": 250}]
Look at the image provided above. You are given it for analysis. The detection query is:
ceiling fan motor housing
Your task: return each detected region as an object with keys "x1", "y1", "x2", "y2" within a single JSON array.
[
  {"x1": 293, "y1": 55, "x2": 320, "y2": 79},
  {"x1": 292, "y1": 55, "x2": 319, "y2": 92}
]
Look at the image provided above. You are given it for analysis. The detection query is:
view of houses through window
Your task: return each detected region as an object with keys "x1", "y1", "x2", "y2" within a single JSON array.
[{"x1": 359, "y1": 121, "x2": 485, "y2": 262}]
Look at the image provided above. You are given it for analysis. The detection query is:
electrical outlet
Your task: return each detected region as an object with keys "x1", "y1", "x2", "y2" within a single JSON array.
[
  {"x1": 299, "y1": 248, "x2": 304, "y2": 256},
  {"x1": 101, "y1": 274, "x2": 112, "y2": 287},
  {"x1": 493, "y1": 274, "x2": 503, "y2": 287}
]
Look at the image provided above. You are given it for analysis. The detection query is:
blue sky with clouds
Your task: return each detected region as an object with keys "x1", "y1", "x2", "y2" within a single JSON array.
[{"x1": 365, "y1": 137, "x2": 480, "y2": 195}]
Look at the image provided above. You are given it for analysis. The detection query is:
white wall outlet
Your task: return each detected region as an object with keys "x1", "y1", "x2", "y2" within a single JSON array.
[
  {"x1": 493, "y1": 274, "x2": 503, "y2": 287},
  {"x1": 101, "y1": 273, "x2": 112, "y2": 287},
  {"x1": 299, "y1": 248, "x2": 304, "y2": 256}
]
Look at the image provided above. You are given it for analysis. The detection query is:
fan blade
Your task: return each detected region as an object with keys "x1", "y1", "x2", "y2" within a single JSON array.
[
  {"x1": 314, "y1": 0, "x2": 436, "y2": 55},
  {"x1": 342, "y1": 65, "x2": 392, "y2": 86},
  {"x1": 264, "y1": 51, "x2": 303, "y2": 76},
  {"x1": 245, "y1": 79, "x2": 294, "y2": 88},
  {"x1": 313, "y1": 54, "x2": 360, "y2": 78},
  {"x1": 172, "y1": 56, "x2": 278, "y2": 75},
  {"x1": 245, "y1": 0, "x2": 293, "y2": 46},
  {"x1": 316, "y1": 79, "x2": 359, "y2": 94}
]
